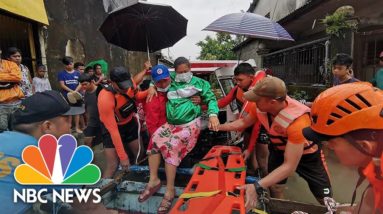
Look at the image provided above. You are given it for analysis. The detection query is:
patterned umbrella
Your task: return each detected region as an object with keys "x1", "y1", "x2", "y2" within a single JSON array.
[{"x1": 203, "y1": 12, "x2": 294, "y2": 41}]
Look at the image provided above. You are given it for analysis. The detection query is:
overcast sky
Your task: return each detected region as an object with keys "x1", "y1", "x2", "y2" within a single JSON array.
[{"x1": 149, "y1": 0, "x2": 252, "y2": 60}]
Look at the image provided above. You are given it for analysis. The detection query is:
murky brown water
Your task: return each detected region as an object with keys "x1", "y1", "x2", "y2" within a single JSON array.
[{"x1": 284, "y1": 148, "x2": 368, "y2": 204}]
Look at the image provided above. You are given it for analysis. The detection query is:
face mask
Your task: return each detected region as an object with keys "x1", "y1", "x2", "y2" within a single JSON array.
[
  {"x1": 157, "y1": 85, "x2": 170, "y2": 92},
  {"x1": 175, "y1": 71, "x2": 193, "y2": 83}
]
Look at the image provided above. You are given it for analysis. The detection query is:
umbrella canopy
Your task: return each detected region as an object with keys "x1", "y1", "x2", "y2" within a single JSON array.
[
  {"x1": 86, "y1": 59, "x2": 108, "y2": 75},
  {"x1": 203, "y1": 12, "x2": 294, "y2": 41},
  {"x1": 99, "y1": 1, "x2": 188, "y2": 53}
]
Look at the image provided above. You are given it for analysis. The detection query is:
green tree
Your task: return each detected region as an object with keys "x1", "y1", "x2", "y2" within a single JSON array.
[{"x1": 196, "y1": 33, "x2": 240, "y2": 60}]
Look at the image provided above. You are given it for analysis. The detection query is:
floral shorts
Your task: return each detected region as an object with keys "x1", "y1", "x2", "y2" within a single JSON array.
[{"x1": 148, "y1": 118, "x2": 201, "y2": 166}]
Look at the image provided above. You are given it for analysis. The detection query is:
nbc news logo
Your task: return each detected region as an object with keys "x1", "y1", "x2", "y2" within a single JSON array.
[{"x1": 13, "y1": 134, "x2": 102, "y2": 203}]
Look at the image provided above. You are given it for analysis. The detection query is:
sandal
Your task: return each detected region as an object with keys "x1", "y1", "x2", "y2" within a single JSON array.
[
  {"x1": 138, "y1": 182, "x2": 162, "y2": 203},
  {"x1": 157, "y1": 195, "x2": 174, "y2": 214}
]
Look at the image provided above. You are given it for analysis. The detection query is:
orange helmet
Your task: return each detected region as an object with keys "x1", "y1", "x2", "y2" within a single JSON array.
[{"x1": 304, "y1": 82, "x2": 383, "y2": 139}]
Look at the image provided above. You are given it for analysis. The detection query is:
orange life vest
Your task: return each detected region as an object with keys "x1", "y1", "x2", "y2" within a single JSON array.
[
  {"x1": 256, "y1": 96, "x2": 318, "y2": 154},
  {"x1": 363, "y1": 156, "x2": 383, "y2": 212},
  {"x1": 101, "y1": 83, "x2": 138, "y2": 125}
]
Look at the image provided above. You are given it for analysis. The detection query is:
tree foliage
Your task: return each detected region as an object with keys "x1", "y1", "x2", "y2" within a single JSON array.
[
  {"x1": 322, "y1": 8, "x2": 357, "y2": 38},
  {"x1": 196, "y1": 33, "x2": 240, "y2": 60}
]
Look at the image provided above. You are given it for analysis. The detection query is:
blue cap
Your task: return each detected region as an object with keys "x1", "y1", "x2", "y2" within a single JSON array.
[{"x1": 151, "y1": 64, "x2": 170, "y2": 82}]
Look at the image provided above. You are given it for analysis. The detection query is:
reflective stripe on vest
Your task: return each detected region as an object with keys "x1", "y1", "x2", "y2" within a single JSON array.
[{"x1": 257, "y1": 96, "x2": 317, "y2": 154}]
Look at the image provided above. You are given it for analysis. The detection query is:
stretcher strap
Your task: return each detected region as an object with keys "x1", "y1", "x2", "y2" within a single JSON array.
[
  {"x1": 200, "y1": 152, "x2": 242, "y2": 162},
  {"x1": 179, "y1": 190, "x2": 221, "y2": 199},
  {"x1": 179, "y1": 190, "x2": 243, "y2": 199},
  {"x1": 196, "y1": 163, "x2": 246, "y2": 172},
  {"x1": 252, "y1": 208, "x2": 269, "y2": 214}
]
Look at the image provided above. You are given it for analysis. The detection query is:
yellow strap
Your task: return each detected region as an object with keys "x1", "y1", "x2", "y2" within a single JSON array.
[
  {"x1": 251, "y1": 208, "x2": 268, "y2": 214},
  {"x1": 179, "y1": 190, "x2": 222, "y2": 199}
]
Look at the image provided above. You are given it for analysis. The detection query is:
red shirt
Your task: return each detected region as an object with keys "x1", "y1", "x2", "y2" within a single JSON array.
[{"x1": 144, "y1": 91, "x2": 168, "y2": 136}]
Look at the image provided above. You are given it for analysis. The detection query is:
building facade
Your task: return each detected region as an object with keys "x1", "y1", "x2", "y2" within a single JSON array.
[
  {"x1": 0, "y1": 0, "x2": 153, "y2": 89},
  {"x1": 237, "y1": 0, "x2": 383, "y2": 85}
]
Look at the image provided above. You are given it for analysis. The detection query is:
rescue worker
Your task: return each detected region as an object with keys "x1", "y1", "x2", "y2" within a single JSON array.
[
  {"x1": 218, "y1": 76, "x2": 332, "y2": 209},
  {"x1": 98, "y1": 66, "x2": 148, "y2": 178},
  {"x1": 215, "y1": 63, "x2": 268, "y2": 177},
  {"x1": 303, "y1": 83, "x2": 383, "y2": 213}
]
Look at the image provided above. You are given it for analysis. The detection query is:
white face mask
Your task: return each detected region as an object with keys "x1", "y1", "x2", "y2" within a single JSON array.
[
  {"x1": 157, "y1": 85, "x2": 170, "y2": 92},
  {"x1": 175, "y1": 71, "x2": 193, "y2": 83}
]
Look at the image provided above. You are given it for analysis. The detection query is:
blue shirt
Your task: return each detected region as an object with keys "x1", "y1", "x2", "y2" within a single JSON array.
[
  {"x1": 58, "y1": 70, "x2": 80, "y2": 96},
  {"x1": 371, "y1": 68, "x2": 383, "y2": 90},
  {"x1": 0, "y1": 131, "x2": 38, "y2": 213},
  {"x1": 333, "y1": 76, "x2": 359, "y2": 86}
]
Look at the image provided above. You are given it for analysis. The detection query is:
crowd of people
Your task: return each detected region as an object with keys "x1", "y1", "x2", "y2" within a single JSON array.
[{"x1": 0, "y1": 47, "x2": 382, "y2": 214}]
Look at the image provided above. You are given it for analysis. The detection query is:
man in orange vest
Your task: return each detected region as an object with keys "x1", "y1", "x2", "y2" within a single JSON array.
[
  {"x1": 217, "y1": 76, "x2": 332, "y2": 209},
  {"x1": 215, "y1": 63, "x2": 268, "y2": 177},
  {"x1": 303, "y1": 83, "x2": 383, "y2": 213}
]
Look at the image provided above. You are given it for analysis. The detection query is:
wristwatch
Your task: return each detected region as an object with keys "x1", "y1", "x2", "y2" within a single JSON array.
[{"x1": 254, "y1": 181, "x2": 266, "y2": 196}]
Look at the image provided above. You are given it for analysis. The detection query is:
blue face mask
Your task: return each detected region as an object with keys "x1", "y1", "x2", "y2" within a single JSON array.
[{"x1": 175, "y1": 71, "x2": 193, "y2": 83}]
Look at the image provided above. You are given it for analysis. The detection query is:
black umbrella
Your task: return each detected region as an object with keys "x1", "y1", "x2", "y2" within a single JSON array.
[{"x1": 99, "y1": 1, "x2": 188, "y2": 58}]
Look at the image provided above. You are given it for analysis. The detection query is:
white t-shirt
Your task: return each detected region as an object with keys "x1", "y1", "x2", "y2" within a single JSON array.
[{"x1": 32, "y1": 77, "x2": 52, "y2": 92}]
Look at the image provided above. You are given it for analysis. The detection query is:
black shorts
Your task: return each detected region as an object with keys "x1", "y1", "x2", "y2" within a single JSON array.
[
  {"x1": 83, "y1": 125, "x2": 102, "y2": 146},
  {"x1": 268, "y1": 147, "x2": 332, "y2": 199},
  {"x1": 257, "y1": 125, "x2": 270, "y2": 145},
  {"x1": 102, "y1": 119, "x2": 139, "y2": 149},
  {"x1": 243, "y1": 125, "x2": 269, "y2": 146}
]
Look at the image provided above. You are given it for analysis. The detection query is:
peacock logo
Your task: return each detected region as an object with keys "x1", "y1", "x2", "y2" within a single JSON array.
[{"x1": 14, "y1": 134, "x2": 101, "y2": 185}]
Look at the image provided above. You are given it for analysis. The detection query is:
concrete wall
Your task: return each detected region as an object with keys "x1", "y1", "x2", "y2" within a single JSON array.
[
  {"x1": 43, "y1": 0, "x2": 152, "y2": 89},
  {"x1": 236, "y1": 40, "x2": 263, "y2": 68},
  {"x1": 252, "y1": 0, "x2": 304, "y2": 21}
]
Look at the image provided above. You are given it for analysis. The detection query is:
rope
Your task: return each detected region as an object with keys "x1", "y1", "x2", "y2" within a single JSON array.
[
  {"x1": 134, "y1": 113, "x2": 141, "y2": 165},
  {"x1": 324, "y1": 197, "x2": 338, "y2": 214}
]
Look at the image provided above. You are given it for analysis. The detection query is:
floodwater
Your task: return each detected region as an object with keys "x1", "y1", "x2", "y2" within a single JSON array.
[{"x1": 284, "y1": 148, "x2": 368, "y2": 205}]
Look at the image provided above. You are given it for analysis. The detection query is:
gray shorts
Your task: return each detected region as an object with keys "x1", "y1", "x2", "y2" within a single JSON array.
[{"x1": 0, "y1": 102, "x2": 20, "y2": 131}]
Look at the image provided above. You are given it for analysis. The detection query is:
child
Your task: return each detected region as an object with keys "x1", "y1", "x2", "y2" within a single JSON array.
[
  {"x1": 79, "y1": 73, "x2": 102, "y2": 147},
  {"x1": 57, "y1": 56, "x2": 83, "y2": 133},
  {"x1": 32, "y1": 65, "x2": 52, "y2": 92},
  {"x1": 332, "y1": 53, "x2": 359, "y2": 86},
  {"x1": 139, "y1": 57, "x2": 220, "y2": 214}
]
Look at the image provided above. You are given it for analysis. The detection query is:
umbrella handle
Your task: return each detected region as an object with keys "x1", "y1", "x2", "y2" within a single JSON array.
[
  {"x1": 237, "y1": 35, "x2": 245, "y2": 63},
  {"x1": 146, "y1": 35, "x2": 151, "y2": 61}
]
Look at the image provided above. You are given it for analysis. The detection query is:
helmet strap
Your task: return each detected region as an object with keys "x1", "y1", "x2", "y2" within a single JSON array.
[
  {"x1": 344, "y1": 134, "x2": 383, "y2": 180},
  {"x1": 343, "y1": 134, "x2": 376, "y2": 157},
  {"x1": 350, "y1": 167, "x2": 366, "y2": 206}
]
